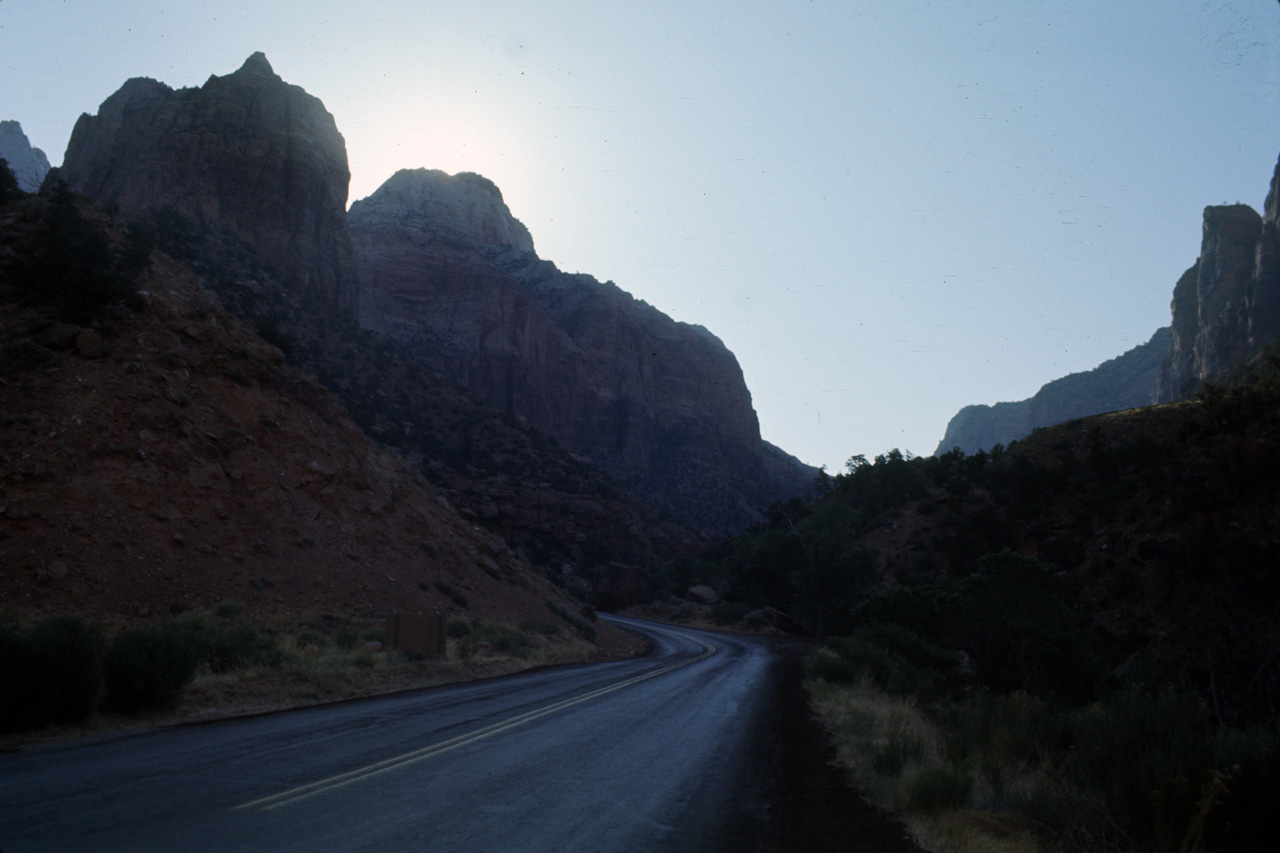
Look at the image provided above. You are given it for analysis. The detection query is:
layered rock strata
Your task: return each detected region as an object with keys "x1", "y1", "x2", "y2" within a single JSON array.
[{"x1": 350, "y1": 169, "x2": 814, "y2": 533}]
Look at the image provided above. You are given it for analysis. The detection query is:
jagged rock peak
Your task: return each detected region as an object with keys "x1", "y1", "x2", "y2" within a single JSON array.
[
  {"x1": 55, "y1": 54, "x2": 356, "y2": 313},
  {"x1": 353, "y1": 168, "x2": 535, "y2": 253},
  {"x1": 0, "y1": 120, "x2": 51, "y2": 192},
  {"x1": 237, "y1": 51, "x2": 275, "y2": 77}
]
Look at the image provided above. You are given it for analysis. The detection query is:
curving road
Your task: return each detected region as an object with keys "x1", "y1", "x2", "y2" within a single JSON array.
[{"x1": 0, "y1": 616, "x2": 788, "y2": 852}]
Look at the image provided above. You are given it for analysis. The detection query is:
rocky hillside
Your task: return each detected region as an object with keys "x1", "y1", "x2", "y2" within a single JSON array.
[
  {"x1": 49, "y1": 54, "x2": 813, "y2": 543},
  {"x1": 0, "y1": 122, "x2": 51, "y2": 193},
  {"x1": 53, "y1": 53, "x2": 356, "y2": 315},
  {"x1": 935, "y1": 327, "x2": 1170, "y2": 455},
  {"x1": 938, "y1": 149, "x2": 1280, "y2": 453},
  {"x1": 351, "y1": 168, "x2": 815, "y2": 534},
  {"x1": 0, "y1": 188, "x2": 610, "y2": 639}
]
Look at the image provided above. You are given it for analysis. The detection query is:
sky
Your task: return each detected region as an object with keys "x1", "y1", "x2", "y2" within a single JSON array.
[{"x1": 3, "y1": 1, "x2": 1279, "y2": 471}]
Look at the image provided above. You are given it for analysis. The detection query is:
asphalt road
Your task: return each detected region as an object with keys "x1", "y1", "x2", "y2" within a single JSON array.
[{"x1": 0, "y1": 616, "x2": 787, "y2": 852}]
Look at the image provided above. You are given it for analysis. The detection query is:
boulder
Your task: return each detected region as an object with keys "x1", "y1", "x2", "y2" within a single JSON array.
[{"x1": 686, "y1": 584, "x2": 718, "y2": 606}]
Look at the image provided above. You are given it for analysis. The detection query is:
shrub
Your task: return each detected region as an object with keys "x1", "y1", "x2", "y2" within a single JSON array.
[
  {"x1": 807, "y1": 648, "x2": 860, "y2": 684},
  {"x1": 825, "y1": 637, "x2": 943, "y2": 698},
  {"x1": 295, "y1": 630, "x2": 328, "y2": 650},
  {"x1": 0, "y1": 157, "x2": 22, "y2": 202},
  {"x1": 445, "y1": 620, "x2": 471, "y2": 639},
  {"x1": 434, "y1": 580, "x2": 468, "y2": 608},
  {"x1": 518, "y1": 618, "x2": 559, "y2": 636},
  {"x1": 207, "y1": 619, "x2": 280, "y2": 672},
  {"x1": 335, "y1": 627, "x2": 360, "y2": 650},
  {"x1": 463, "y1": 622, "x2": 532, "y2": 658},
  {"x1": 871, "y1": 727, "x2": 927, "y2": 777},
  {"x1": 104, "y1": 617, "x2": 207, "y2": 714},
  {"x1": 20, "y1": 181, "x2": 145, "y2": 322},
  {"x1": 212, "y1": 600, "x2": 245, "y2": 620},
  {"x1": 907, "y1": 767, "x2": 972, "y2": 811},
  {"x1": 547, "y1": 599, "x2": 596, "y2": 642},
  {"x1": 714, "y1": 601, "x2": 751, "y2": 625},
  {"x1": 0, "y1": 616, "x2": 105, "y2": 731}
]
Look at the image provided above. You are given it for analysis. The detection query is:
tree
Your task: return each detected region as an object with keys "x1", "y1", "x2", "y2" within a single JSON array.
[{"x1": 0, "y1": 158, "x2": 22, "y2": 203}]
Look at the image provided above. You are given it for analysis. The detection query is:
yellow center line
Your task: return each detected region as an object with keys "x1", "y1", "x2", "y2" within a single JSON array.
[{"x1": 234, "y1": 632, "x2": 716, "y2": 812}]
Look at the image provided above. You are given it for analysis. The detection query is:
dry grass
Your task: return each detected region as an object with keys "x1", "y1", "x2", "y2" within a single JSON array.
[
  {"x1": 0, "y1": 620, "x2": 609, "y2": 750},
  {"x1": 810, "y1": 676, "x2": 1050, "y2": 853}
]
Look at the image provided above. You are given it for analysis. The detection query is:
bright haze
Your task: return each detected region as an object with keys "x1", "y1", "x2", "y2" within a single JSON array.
[{"x1": 3, "y1": 1, "x2": 1278, "y2": 470}]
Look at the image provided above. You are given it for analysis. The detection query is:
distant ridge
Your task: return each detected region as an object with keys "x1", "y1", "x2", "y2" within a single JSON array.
[
  {"x1": 937, "y1": 147, "x2": 1280, "y2": 455},
  {"x1": 0, "y1": 120, "x2": 51, "y2": 191},
  {"x1": 935, "y1": 327, "x2": 1170, "y2": 456}
]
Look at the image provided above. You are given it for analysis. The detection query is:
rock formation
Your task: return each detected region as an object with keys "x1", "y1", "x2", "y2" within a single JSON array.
[
  {"x1": 0, "y1": 121, "x2": 51, "y2": 192},
  {"x1": 939, "y1": 149, "x2": 1280, "y2": 452},
  {"x1": 935, "y1": 327, "x2": 1171, "y2": 455},
  {"x1": 52, "y1": 53, "x2": 356, "y2": 314},
  {"x1": 1247, "y1": 153, "x2": 1280, "y2": 352},
  {"x1": 0, "y1": 201, "x2": 594, "y2": 629},
  {"x1": 1153, "y1": 204, "x2": 1264, "y2": 402},
  {"x1": 350, "y1": 168, "x2": 815, "y2": 534}
]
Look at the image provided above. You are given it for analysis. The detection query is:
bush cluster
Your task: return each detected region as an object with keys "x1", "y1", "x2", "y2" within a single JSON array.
[
  {"x1": 0, "y1": 607, "x2": 284, "y2": 731},
  {"x1": 6, "y1": 181, "x2": 150, "y2": 323},
  {"x1": 547, "y1": 599, "x2": 597, "y2": 643}
]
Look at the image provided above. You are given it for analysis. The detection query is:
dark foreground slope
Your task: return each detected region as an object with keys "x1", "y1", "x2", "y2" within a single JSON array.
[{"x1": 0, "y1": 185, "x2": 613, "y2": 638}]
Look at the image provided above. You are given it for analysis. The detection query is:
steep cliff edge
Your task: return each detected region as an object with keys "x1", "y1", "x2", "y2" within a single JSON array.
[
  {"x1": 1153, "y1": 204, "x2": 1264, "y2": 402},
  {"x1": 939, "y1": 149, "x2": 1280, "y2": 453},
  {"x1": 351, "y1": 169, "x2": 815, "y2": 534},
  {"x1": 935, "y1": 327, "x2": 1170, "y2": 455},
  {"x1": 0, "y1": 121, "x2": 51, "y2": 192},
  {"x1": 53, "y1": 53, "x2": 356, "y2": 314}
]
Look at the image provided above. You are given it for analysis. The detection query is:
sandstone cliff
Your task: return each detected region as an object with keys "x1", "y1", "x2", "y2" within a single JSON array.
[
  {"x1": 934, "y1": 327, "x2": 1171, "y2": 455},
  {"x1": 0, "y1": 121, "x2": 51, "y2": 192},
  {"x1": 1247, "y1": 153, "x2": 1280, "y2": 353},
  {"x1": 350, "y1": 168, "x2": 815, "y2": 534},
  {"x1": 1153, "y1": 204, "x2": 1264, "y2": 402},
  {"x1": 939, "y1": 149, "x2": 1280, "y2": 452},
  {"x1": 53, "y1": 53, "x2": 356, "y2": 314},
  {"x1": 0, "y1": 192, "x2": 601, "y2": 633}
]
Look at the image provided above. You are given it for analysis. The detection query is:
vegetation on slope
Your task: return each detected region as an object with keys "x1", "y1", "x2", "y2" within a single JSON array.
[{"x1": 657, "y1": 350, "x2": 1280, "y2": 851}]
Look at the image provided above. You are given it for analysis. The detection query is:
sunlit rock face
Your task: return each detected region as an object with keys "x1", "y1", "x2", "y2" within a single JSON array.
[
  {"x1": 54, "y1": 53, "x2": 356, "y2": 313},
  {"x1": 0, "y1": 121, "x2": 51, "y2": 192},
  {"x1": 934, "y1": 328, "x2": 1170, "y2": 456},
  {"x1": 351, "y1": 168, "x2": 815, "y2": 534},
  {"x1": 1154, "y1": 204, "x2": 1265, "y2": 403}
]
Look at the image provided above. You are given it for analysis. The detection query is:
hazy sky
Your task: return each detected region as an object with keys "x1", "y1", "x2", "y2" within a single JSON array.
[{"x1": 4, "y1": 1, "x2": 1279, "y2": 470}]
